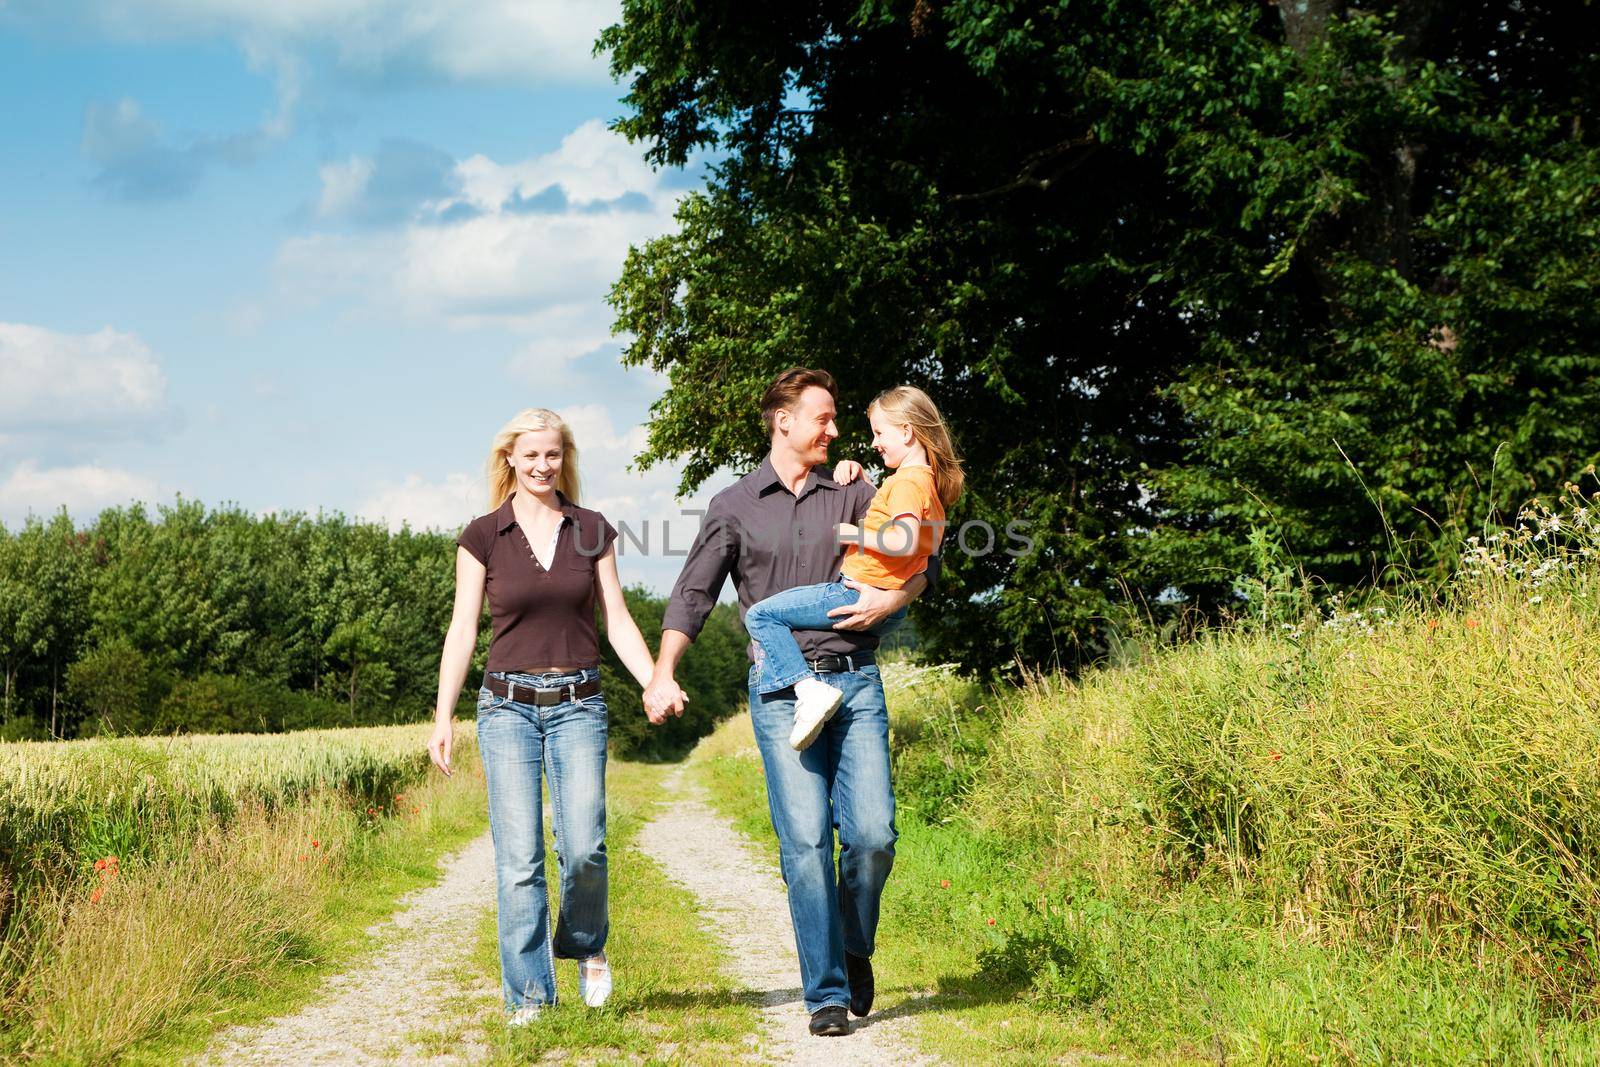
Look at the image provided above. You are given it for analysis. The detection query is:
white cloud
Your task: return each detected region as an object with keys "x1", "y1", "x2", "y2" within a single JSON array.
[
  {"x1": 276, "y1": 120, "x2": 679, "y2": 335},
  {"x1": 0, "y1": 322, "x2": 168, "y2": 425},
  {"x1": 355, "y1": 472, "x2": 481, "y2": 533},
  {"x1": 316, "y1": 155, "x2": 374, "y2": 218},
  {"x1": 0, "y1": 460, "x2": 161, "y2": 523},
  {"x1": 23, "y1": 0, "x2": 618, "y2": 86}
]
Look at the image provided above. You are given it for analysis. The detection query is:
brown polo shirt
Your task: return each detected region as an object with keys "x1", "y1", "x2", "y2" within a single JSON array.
[
  {"x1": 457, "y1": 492, "x2": 618, "y2": 673},
  {"x1": 663, "y1": 456, "x2": 940, "y2": 663}
]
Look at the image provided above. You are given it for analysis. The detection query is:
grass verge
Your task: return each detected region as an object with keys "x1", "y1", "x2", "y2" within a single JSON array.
[{"x1": 5, "y1": 723, "x2": 488, "y2": 1065}]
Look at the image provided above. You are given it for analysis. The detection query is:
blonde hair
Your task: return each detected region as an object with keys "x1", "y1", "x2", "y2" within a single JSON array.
[
  {"x1": 485, "y1": 408, "x2": 581, "y2": 508},
  {"x1": 870, "y1": 386, "x2": 965, "y2": 509}
]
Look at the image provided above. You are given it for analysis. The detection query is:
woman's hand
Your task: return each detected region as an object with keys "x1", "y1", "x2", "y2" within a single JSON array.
[{"x1": 428, "y1": 718, "x2": 454, "y2": 777}]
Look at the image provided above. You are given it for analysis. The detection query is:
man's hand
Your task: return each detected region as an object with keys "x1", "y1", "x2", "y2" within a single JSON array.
[
  {"x1": 828, "y1": 578, "x2": 912, "y2": 631},
  {"x1": 643, "y1": 675, "x2": 688, "y2": 724},
  {"x1": 833, "y1": 460, "x2": 867, "y2": 484}
]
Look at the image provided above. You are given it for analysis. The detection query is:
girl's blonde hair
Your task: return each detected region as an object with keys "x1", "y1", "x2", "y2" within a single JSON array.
[
  {"x1": 870, "y1": 385, "x2": 964, "y2": 508},
  {"x1": 485, "y1": 408, "x2": 581, "y2": 509}
]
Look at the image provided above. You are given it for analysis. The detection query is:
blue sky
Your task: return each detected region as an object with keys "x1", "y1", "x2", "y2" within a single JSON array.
[{"x1": 0, "y1": 0, "x2": 724, "y2": 594}]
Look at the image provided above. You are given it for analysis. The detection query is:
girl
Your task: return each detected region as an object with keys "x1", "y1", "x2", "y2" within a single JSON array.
[
  {"x1": 743, "y1": 385, "x2": 964, "y2": 749},
  {"x1": 427, "y1": 408, "x2": 670, "y2": 1024}
]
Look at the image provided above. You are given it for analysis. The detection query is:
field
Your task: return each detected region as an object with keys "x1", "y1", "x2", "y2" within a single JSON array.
[{"x1": 0, "y1": 722, "x2": 487, "y2": 1064}]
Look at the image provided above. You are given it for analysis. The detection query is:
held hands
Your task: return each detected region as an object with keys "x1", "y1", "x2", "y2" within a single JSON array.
[
  {"x1": 642, "y1": 675, "x2": 689, "y2": 725},
  {"x1": 427, "y1": 719, "x2": 453, "y2": 777}
]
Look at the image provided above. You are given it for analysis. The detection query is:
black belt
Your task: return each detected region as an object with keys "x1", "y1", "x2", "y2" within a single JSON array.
[
  {"x1": 484, "y1": 675, "x2": 601, "y2": 706},
  {"x1": 807, "y1": 652, "x2": 875, "y2": 674}
]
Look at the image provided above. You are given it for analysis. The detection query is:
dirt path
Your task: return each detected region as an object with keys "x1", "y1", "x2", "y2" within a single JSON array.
[
  {"x1": 635, "y1": 764, "x2": 939, "y2": 1066},
  {"x1": 197, "y1": 832, "x2": 500, "y2": 1066}
]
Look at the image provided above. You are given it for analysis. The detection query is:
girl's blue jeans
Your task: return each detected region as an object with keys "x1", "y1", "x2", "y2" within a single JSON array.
[
  {"x1": 475, "y1": 667, "x2": 608, "y2": 1010},
  {"x1": 744, "y1": 579, "x2": 907, "y2": 695}
]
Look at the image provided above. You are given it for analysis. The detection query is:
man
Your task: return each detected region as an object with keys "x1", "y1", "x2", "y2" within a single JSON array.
[{"x1": 644, "y1": 367, "x2": 935, "y2": 1037}]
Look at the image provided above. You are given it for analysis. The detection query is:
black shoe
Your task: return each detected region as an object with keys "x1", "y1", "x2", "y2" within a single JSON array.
[
  {"x1": 809, "y1": 1005, "x2": 851, "y2": 1037},
  {"x1": 845, "y1": 951, "x2": 875, "y2": 1018}
]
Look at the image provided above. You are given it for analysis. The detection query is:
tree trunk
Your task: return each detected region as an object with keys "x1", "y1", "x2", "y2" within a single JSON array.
[
  {"x1": 50, "y1": 660, "x2": 59, "y2": 739},
  {"x1": 1278, "y1": 0, "x2": 1346, "y2": 55}
]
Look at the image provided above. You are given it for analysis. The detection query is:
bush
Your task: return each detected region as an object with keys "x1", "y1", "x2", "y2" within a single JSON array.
[{"x1": 65, "y1": 639, "x2": 170, "y2": 737}]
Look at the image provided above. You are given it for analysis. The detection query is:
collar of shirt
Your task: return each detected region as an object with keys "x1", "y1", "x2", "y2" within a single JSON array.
[
  {"x1": 493, "y1": 490, "x2": 578, "y2": 534},
  {"x1": 753, "y1": 454, "x2": 842, "y2": 500}
]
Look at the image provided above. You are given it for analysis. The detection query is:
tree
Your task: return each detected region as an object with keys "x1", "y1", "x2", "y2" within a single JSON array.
[{"x1": 601, "y1": 0, "x2": 1600, "y2": 671}]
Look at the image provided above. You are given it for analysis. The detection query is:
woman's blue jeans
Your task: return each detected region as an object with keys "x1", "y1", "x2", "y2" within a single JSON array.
[
  {"x1": 476, "y1": 667, "x2": 608, "y2": 1010},
  {"x1": 745, "y1": 579, "x2": 906, "y2": 694}
]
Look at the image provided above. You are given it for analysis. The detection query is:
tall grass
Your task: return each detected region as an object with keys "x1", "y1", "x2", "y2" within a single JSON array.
[
  {"x1": 963, "y1": 485, "x2": 1600, "y2": 1006},
  {"x1": 0, "y1": 722, "x2": 481, "y2": 1063}
]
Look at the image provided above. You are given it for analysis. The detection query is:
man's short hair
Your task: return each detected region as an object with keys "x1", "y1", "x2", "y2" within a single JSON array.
[{"x1": 761, "y1": 367, "x2": 838, "y2": 435}]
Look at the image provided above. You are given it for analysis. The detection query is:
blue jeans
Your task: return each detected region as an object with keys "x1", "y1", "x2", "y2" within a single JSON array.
[
  {"x1": 476, "y1": 667, "x2": 608, "y2": 1010},
  {"x1": 745, "y1": 579, "x2": 907, "y2": 695},
  {"x1": 748, "y1": 661, "x2": 897, "y2": 1013}
]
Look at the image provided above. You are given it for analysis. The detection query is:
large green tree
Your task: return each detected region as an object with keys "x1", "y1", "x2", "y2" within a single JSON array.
[{"x1": 602, "y1": 0, "x2": 1599, "y2": 671}]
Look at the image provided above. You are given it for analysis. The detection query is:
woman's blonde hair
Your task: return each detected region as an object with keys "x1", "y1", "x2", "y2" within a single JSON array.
[
  {"x1": 485, "y1": 408, "x2": 581, "y2": 509},
  {"x1": 870, "y1": 385, "x2": 964, "y2": 508}
]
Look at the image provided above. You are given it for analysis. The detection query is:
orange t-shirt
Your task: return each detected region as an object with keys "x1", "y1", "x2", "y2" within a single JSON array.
[{"x1": 841, "y1": 465, "x2": 945, "y2": 590}]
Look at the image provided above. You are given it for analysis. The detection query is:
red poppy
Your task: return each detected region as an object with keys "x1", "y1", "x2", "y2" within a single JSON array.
[
  {"x1": 1466, "y1": 618, "x2": 1480, "y2": 630},
  {"x1": 987, "y1": 918, "x2": 996, "y2": 925},
  {"x1": 90, "y1": 888, "x2": 104, "y2": 904},
  {"x1": 312, "y1": 840, "x2": 320, "y2": 849},
  {"x1": 940, "y1": 880, "x2": 950, "y2": 889},
  {"x1": 1270, "y1": 751, "x2": 1283, "y2": 762},
  {"x1": 94, "y1": 859, "x2": 107, "y2": 872}
]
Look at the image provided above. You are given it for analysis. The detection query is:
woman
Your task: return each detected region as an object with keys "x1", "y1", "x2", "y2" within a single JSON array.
[{"x1": 427, "y1": 407, "x2": 670, "y2": 1025}]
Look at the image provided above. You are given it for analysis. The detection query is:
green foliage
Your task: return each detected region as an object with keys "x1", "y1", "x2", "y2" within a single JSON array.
[
  {"x1": 601, "y1": 0, "x2": 1600, "y2": 673},
  {"x1": 975, "y1": 886, "x2": 1111, "y2": 1010},
  {"x1": 0, "y1": 501, "x2": 751, "y2": 751}
]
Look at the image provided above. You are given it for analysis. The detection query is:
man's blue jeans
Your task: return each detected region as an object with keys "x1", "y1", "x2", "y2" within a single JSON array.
[
  {"x1": 476, "y1": 668, "x2": 609, "y2": 1010},
  {"x1": 745, "y1": 579, "x2": 907, "y2": 695},
  {"x1": 748, "y1": 661, "x2": 897, "y2": 1013}
]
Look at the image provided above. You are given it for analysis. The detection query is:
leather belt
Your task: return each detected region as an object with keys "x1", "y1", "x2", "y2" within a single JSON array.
[
  {"x1": 484, "y1": 675, "x2": 601, "y2": 706},
  {"x1": 807, "y1": 652, "x2": 875, "y2": 674}
]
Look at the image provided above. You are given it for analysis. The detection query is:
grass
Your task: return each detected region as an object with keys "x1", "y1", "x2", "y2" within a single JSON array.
[
  {"x1": 688, "y1": 489, "x2": 1600, "y2": 1063},
  {"x1": 1, "y1": 721, "x2": 488, "y2": 1065},
  {"x1": 432, "y1": 757, "x2": 764, "y2": 1065}
]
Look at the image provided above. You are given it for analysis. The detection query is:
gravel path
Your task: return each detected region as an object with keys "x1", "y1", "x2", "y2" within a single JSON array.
[
  {"x1": 197, "y1": 832, "x2": 500, "y2": 1066},
  {"x1": 635, "y1": 764, "x2": 940, "y2": 1066}
]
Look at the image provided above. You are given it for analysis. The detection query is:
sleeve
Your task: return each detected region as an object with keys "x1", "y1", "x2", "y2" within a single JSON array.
[
  {"x1": 882, "y1": 475, "x2": 933, "y2": 522},
  {"x1": 660, "y1": 499, "x2": 739, "y2": 642},
  {"x1": 593, "y1": 513, "x2": 619, "y2": 557},
  {"x1": 456, "y1": 517, "x2": 491, "y2": 566}
]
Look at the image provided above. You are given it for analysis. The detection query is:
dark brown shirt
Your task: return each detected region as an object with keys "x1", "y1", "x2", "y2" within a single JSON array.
[
  {"x1": 663, "y1": 456, "x2": 938, "y2": 663},
  {"x1": 457, "y1": 493, "x2": 618, "y2": 673}
]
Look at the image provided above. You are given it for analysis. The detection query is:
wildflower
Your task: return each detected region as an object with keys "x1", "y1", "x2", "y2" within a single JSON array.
[
  {"x1": 987, "y1": 918, "x2": 996, "y2": 925},
  {"x1": 1530, "y1": 596, "x2": 1544, "y2": 605},
  {"x1": 940, "y1": 880, "x2": 951, "y2": 889},
  {"x1": 1425, "y1": 619, "x2": 1439, "y2": 632},
  {"x1": 312, "y1": 840, "x2": 320, "y2": 849},
  {"x1": 366, "y1": 807, "x2": 377, "y2": 816},
  {"x1": 90, "y1": 888, "x2": 104, "y2": 904},
  {"x1": 1270, "y1": 751, "x2": 1283, "y2": 762},
  {"x1": 298, "y1": 855, "x2": 308, "y2": 862},
  {"x1": 94, "y1": 859, "x2": 107, "y2": 872},
  {"x1": 1465, "y1": 618, "x2": 1480, "y2": 630}
]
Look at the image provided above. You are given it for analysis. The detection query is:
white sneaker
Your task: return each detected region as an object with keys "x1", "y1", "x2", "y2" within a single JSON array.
[
  {"x1": 790, "y1": 677, "x2": 844, "y2": 750},
  {"x1": 508, "y1": 1004, "x2": 542, "y2": 1027},
  {"x1": 579, "y1": 952, "x2": 613, "y2": 1008}
]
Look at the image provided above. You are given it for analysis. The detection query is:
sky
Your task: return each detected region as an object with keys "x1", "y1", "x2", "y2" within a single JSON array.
[{"x1": 0, "y1": 0, "x2": 725, "y2": 594}]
